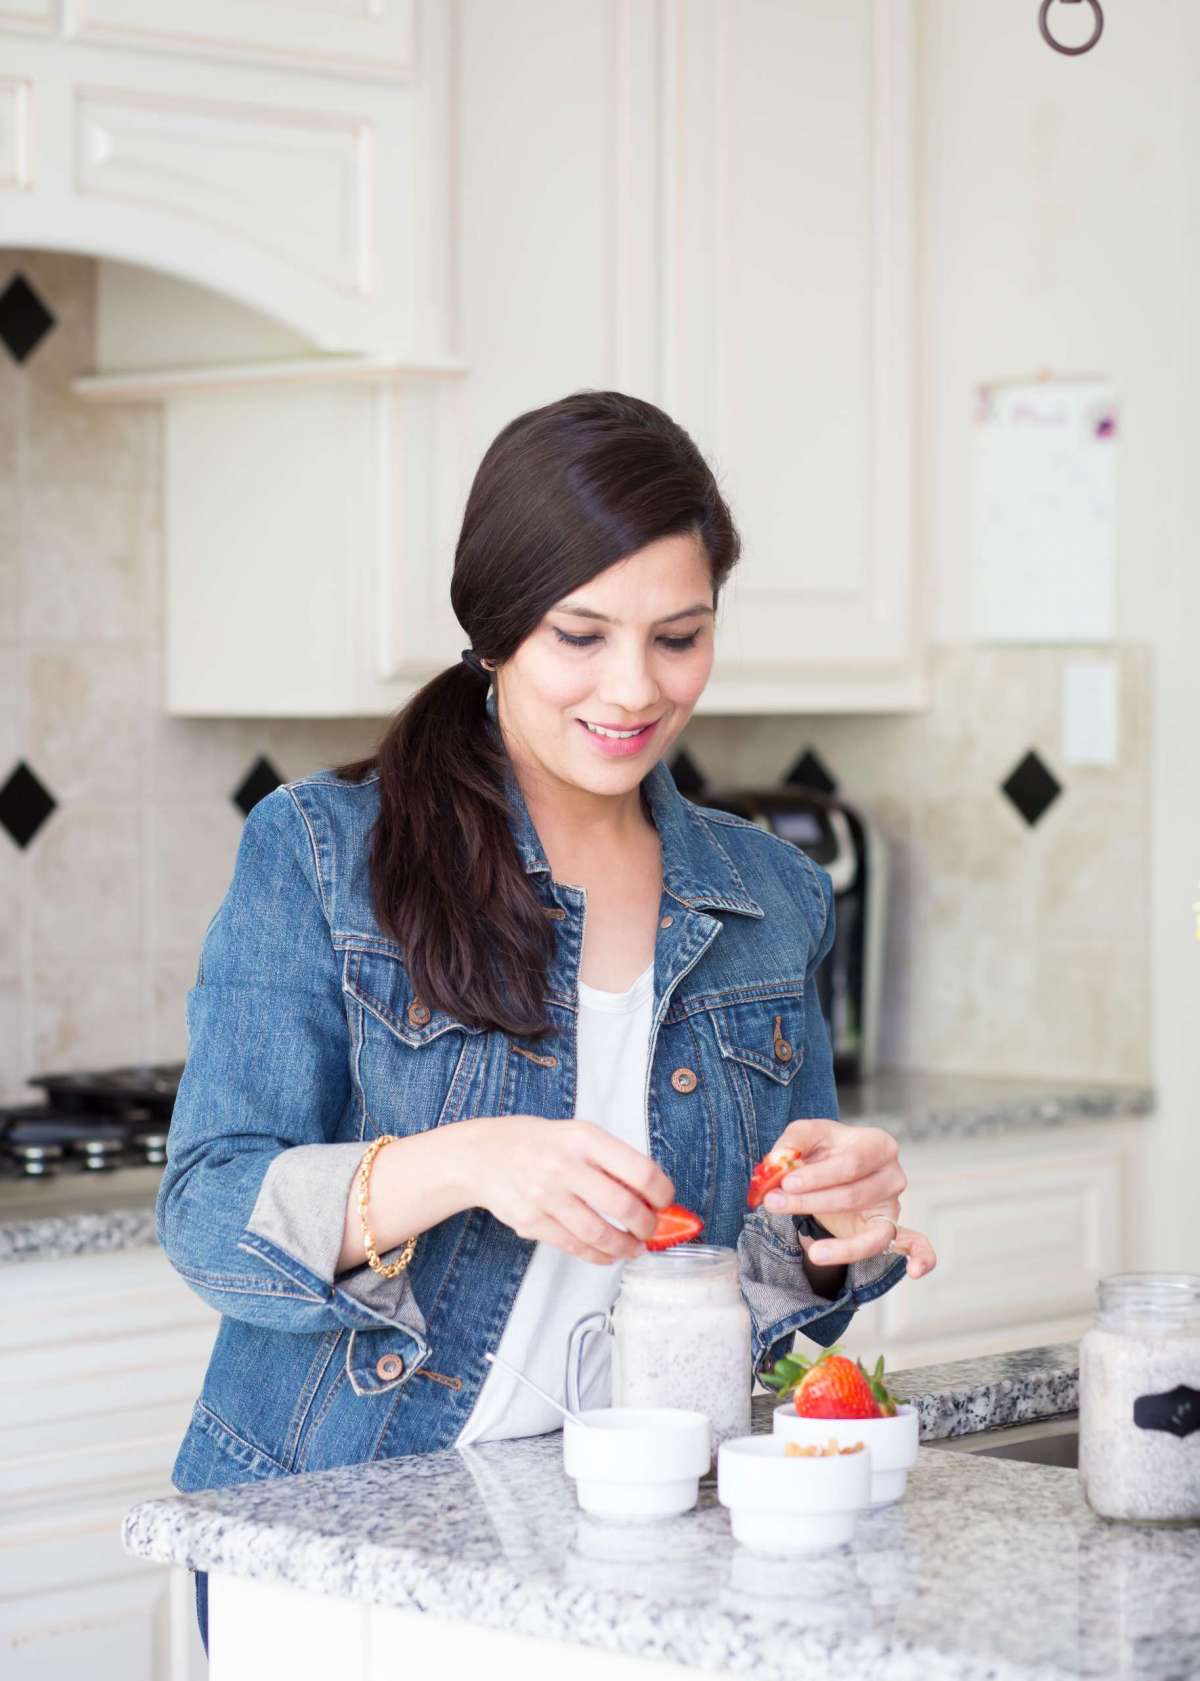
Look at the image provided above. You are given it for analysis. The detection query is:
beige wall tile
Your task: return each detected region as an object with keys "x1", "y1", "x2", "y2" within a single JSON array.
[
  {"x1": 147, "y1": 799, "x2": 243, "y2": 956},
  {"x1": 0, "y1": 478, "x2": 18, "y2": 644},
  {"x1": 0, "y1": 973, "x2": 24, "y2": 1103},
  {"x1": 0, "y1": 339, "x2": 22, "y2": 485},
  {"x1": 31, "y1": 804, "x2": 141, "y2": 956},
  {"x1": 27, "y1": 646, "x2": 148, "y2": 802},
  {"x1": 149, "y1": 950, "x2": 198, "y2": 1065},
  {"x1": 21, "y1": 476, "x2": 152, "y2": 643},
  {"x1": 29, "y1": 953, "x2": 144, "y2": 1074},
  {"x1": 1028, "y1": 936, "x2": 1152, "y2": 1084}
]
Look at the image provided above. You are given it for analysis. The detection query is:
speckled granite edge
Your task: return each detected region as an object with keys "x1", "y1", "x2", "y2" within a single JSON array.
[
  {"x1": 886, "y1": 1341, "x2": 1079, "y2": 1441},
  {"x1": 747, "y1": 1342, "x2": 1079, "y2": 1442},
  {"x1": 0, "y1": 1206, "x2": 158, "y2": 1264},
  {"x1": 844, "y1": 1081, "x2": 1154, "y2": 1145}
]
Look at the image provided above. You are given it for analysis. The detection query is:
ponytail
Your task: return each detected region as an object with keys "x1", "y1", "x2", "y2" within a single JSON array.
[{"x1": 334, "y1": 661, "x2": 554, "y2": 1037}]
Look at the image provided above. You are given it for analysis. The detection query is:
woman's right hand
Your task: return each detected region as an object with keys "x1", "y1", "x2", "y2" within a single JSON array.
[{"x1": 456, "y1": 1116, "x2": 676, "y2": 1265}]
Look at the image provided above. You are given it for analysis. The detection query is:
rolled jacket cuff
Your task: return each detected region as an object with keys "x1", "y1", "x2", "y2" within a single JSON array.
[
  {"x1": 240, "y1": 1140, "x2": 429, "y2": 1339},
  {"x1": 738, "y1": 1208, "x2": 907, "y2": 1373}
]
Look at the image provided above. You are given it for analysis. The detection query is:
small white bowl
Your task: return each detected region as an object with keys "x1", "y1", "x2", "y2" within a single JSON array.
[
  {"x1": 772, "y1": 1401, "x2": 919, "y2": 1507},
  {"x1": 562, "y1": 1407, "x2": 712, "y2": 1520},
  {"x1": 717, "y1": 1434, "x2": 872, "y2": 1554}
]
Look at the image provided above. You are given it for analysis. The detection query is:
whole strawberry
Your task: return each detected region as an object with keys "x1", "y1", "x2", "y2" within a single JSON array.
[{"x1": 761, "y1": 1345, "x2": 901, "y2": 1420}]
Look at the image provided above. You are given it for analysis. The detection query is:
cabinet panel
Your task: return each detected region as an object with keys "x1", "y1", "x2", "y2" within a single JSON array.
[
  {"x1": 666, "y1": 0, "x2": 919, "y2": 696},
  {"x1": 0, "y1": 74, "x2": 31, "y2": 187},
  {"x1": 72, "y1": 0, "x2": 417, "y2": 84},
  {"x1": 880, "y1": 1148, "x2": 1121, "y2": 1345},
  {"x1": 0, "y1": 1246, "x2": 219, "y2": 1506},
  {"x1": 0, "y1": 1496, "x2": 188, "y2": 1681},
  {"x1": 76, "y1": 85, "x2": 374, "y2": 295}
]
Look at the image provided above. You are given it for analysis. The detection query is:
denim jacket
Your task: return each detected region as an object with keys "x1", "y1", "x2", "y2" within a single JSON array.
[{"x1": 159, "y1": 717, "x2": 907, "y2": 1494}]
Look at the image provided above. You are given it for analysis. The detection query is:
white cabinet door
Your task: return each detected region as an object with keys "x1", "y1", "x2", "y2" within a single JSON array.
[
  {"x1": 70, "y1": 0, "x2": 417, "y2": 84},
  {"x1": 666, "y1": 0, "x2": 923, "y2": 713},
  {"x1": 0, "y1": 1244, "x2": 219, "y2": 1681},
  {"x1": 0, "y1": 1493, "x2": 206, "y2": 1681}
]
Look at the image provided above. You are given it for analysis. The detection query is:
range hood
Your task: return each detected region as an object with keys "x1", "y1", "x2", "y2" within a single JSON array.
[{"x1": 2, "y1": 4, "x2": 468, "y2": 715}]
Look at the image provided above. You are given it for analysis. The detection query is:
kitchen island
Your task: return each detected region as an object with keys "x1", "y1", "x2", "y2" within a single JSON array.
[{"x1": 121, "y1": 1343, "x2": 1199, "y2": 1681}]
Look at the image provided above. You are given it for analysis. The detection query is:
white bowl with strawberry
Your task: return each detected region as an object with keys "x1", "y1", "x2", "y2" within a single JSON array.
[{"x1": 766, "y1": 1345, "x2": 919, "y2": 1507}]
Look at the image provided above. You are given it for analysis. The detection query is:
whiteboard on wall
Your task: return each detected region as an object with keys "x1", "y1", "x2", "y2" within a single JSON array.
[{"x1": 971, "y1": 376, "x2": 1118, "y2": 644}]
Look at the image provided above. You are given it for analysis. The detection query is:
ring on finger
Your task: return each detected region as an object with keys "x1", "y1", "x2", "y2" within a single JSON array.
[{"x1": 863, "y1": 1212, "x2": 899, "y2": 1253}]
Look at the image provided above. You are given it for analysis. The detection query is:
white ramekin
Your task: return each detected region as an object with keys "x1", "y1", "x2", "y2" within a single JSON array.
[
  {"x1": 562, "y1": 1406, "x2": 712, "y2": 1519},
  {"x1": 772, "y1": 1400, "x2": 919, "y2": 1506},
  {"x1": 716, "y1": 1433, "x2": 872, "y2": 1553}
]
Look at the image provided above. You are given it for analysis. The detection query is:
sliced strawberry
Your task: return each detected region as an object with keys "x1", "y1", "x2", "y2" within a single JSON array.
[
  {"x1": 746, "y1": 1145, "x2": 801, "y2": 1209},
  {"x1": 645, "y1": 1203, "x2": 704, "y2": 1251}
]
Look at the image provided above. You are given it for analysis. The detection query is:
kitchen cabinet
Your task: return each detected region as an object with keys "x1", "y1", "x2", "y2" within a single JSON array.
[
  {"x1": 0, "y1": 1245, "x2": 219, "y2": 1681},
  {"x1": 835, "y1": 1121, "x2": 1136, "y2": 1371},
  {"x1": 2, "y1": 0, "x2": 922, "y2": 717}
]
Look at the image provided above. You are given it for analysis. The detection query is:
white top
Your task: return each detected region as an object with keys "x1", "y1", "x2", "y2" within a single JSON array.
[{"x1": 456, "y1": 958, "x2": 655, "y2": 1444}]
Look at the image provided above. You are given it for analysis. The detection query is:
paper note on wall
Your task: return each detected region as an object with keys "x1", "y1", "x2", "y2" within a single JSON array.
[{"x1": 971, "y1": 377, "x2": 1118, "y2": 643}]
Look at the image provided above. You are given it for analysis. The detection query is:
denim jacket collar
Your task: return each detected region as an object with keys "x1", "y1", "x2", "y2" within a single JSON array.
[{"x1": 483, "y1": 684, "x2": 762, "y2": 918}]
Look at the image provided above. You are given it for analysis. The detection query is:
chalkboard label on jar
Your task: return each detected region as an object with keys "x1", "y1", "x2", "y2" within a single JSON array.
[{"x1": 1131, "y1": 1384, "x2": 1200, "y2": 1438}]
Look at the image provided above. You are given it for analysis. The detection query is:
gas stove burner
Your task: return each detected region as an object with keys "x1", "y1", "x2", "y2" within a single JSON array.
[{"x1": 1, "y1": 1098, "x2": 173, "y2": 1178}]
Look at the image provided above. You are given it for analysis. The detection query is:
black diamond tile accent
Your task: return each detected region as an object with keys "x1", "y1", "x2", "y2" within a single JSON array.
[
  {"x1": 0, "y1": 761, "x2": 57, "y2": 848},
  {"x1": 784, "y1": 748, "x2": 838, "y2": 796},
  {"x1": 1000, "y1": 749, "x2": 1063, "y2": 826},
  {"x1": 233, "y1": 756, "x2": 284, "y2": 818},
  {"x1": 669, "y1": 747, "x2": 707, "y2": 796},
  {"x1": 0, "y1": 274, "x2": 56, "y2": 364}
]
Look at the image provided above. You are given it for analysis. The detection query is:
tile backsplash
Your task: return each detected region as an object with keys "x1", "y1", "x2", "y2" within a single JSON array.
[
  {"x1": 681, "y1": 642, "x2": 1152, "y2": 1083},
  {"x1": 0, "y1": 251, "x2": 1150, "y2": 1101}
]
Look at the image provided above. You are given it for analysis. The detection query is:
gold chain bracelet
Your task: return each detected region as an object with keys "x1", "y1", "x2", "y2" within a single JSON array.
[{"x1": 356, "y1": 1133, "x2": 418, "y2": 1279}]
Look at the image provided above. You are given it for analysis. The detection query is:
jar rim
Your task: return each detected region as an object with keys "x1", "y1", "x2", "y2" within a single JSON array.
[
  {"x1": 622, "y1": 1243, "x2": 737, "y2": 1277},
  {"x1": 1097, "y1": 1271, "x2": 1200, "y2": 1314}
]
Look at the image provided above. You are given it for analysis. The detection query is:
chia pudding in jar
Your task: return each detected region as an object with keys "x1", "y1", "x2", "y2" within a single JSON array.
[
  {"x1": 1079, "y1": 1272, "x2": 1200, "y2": 1525},
  {"x1": 611, "y1": 1245, "x2": 752, "y2": 1449}
]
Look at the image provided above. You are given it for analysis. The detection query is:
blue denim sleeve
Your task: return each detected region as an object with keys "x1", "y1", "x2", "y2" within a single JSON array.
[
  {"x1": 154, "y1": 786, "x2": 428, "y2": 1363},
  {"x1": 737, "y1": 856, "x2": 907, "y2": 1375}
]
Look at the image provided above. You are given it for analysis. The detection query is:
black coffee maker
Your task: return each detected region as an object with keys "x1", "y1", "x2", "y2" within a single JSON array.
[{"x1": 671, "y1": 753, "x2": 888, "y2": 1084}]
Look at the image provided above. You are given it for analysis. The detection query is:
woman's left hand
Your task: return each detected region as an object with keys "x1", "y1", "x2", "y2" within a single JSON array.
[{"x1": 760, "y1": 1117, "x2": 937, "y2": 1281}]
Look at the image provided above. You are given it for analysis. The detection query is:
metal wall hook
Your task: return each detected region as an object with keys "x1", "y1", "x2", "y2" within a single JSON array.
[{"x1": 1039, "y1": 0, "x2": 1104, "y2": 56}]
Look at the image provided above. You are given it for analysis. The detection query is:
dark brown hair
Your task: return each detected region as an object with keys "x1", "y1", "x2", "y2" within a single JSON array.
[{"x1": 333, "y1": 389, "x2": 741, "y2": 1036}]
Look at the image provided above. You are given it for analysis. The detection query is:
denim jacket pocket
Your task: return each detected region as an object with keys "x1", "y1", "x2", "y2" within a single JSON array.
[
  {"x1": 339, "y1": 940, "x2": 492, "y2": 1134},
  {"x1": 711, "y1": 990, "x2": 807, "y2": 1084},
  {"x1": 341, "y1": 942, "x2": 486, "y2": 1047}
]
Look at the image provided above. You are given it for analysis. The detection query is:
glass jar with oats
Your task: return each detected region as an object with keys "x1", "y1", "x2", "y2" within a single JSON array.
[
  {"x1": 565, "y1": 1245, "x2": 752, "y2": 1453},
  {"x1": 1078, "y1": 1273, "x2": 1200, "y2": 1525}
]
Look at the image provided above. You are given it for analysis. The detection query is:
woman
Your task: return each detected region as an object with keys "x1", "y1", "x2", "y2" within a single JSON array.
[{"x1": 160, "y1": 390, "x2": 936, "y2": 1655}]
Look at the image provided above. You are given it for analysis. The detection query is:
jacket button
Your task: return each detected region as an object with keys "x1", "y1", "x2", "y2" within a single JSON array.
[
  {"x1": 375, "y1": 1353, "x2": 405, "y2": 1381},
  {"x1": 407, "y1": 1000, "x2": 432, "y2": 1027},
  {"x1": 659, "y1": 914, "x2": 673, "y2": 928},
  {"x1": 774, "y1": 1038, "x2": 793, "y2": 1062},
  {"x1": 671, "y1": 1066, "x2": 698, "y2": 1094},
  {"x1": 544, "y1": 906, "x2": 567, "y2": 921}
]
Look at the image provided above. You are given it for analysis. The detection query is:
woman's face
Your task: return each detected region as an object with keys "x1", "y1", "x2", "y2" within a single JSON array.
[{"x1": 494, "y1": 531, "x2": 715, "y2": 800}]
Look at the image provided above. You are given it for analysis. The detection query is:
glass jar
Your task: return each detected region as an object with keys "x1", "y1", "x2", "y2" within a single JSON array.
[
  {"x1": 1078, "y1": 1272, "x2": 1200, "y2": 1525},
  {"x1": 565, "y1": 1245, "x2": 752, "y2": 1449}
]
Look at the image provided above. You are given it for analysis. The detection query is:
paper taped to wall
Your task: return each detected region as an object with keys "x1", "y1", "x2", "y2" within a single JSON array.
[{"x1": 971, "y1": 377, "x2": 1118, "y2": 644}]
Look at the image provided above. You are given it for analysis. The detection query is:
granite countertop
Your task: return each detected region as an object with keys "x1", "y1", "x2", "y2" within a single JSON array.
[
  {"x1": 122, "y1": 1344, "x2": 1199, "y2": 1681},
  {"x1": 0, "y1": 1070, "x2": 1153, "y2": 1266},
  {"x1": 838, "y1": 1068, "x2": 1154, "y2": 1144},
  {"x1": 0, "y1": 1165, "x2": 161, "y2": 1264}
]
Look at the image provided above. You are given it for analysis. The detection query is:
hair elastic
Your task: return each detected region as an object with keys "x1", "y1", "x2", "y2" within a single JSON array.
[{"x1": 460, "y1": 647, "x2": 491, "y2": 681}]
